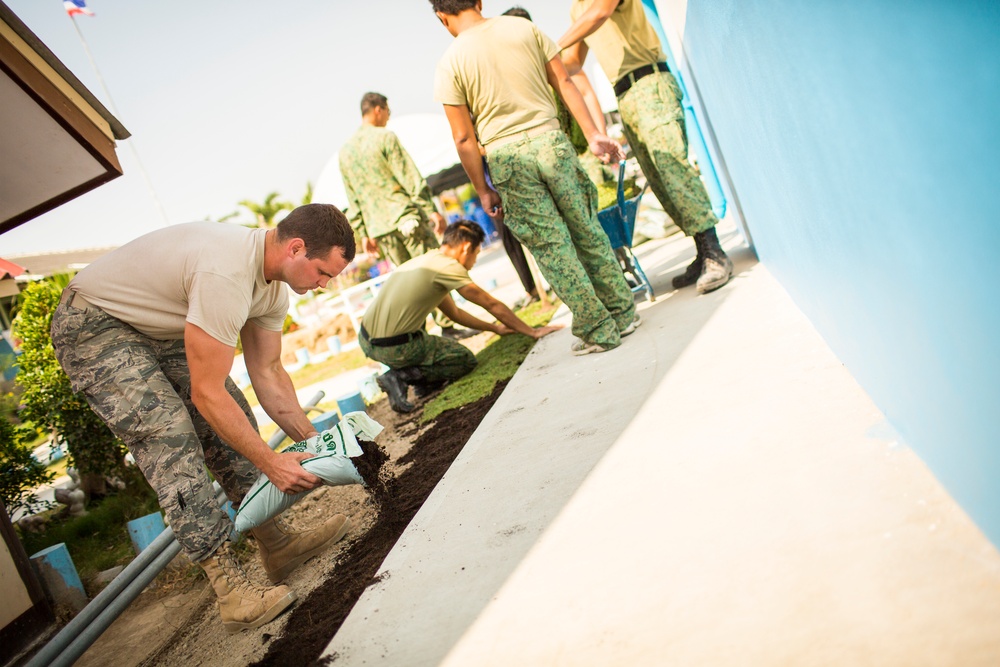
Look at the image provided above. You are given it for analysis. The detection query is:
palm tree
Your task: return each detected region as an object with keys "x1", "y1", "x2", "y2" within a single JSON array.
[{"x1": 236, "y1": 192, "x2": 294, "y2": 228}]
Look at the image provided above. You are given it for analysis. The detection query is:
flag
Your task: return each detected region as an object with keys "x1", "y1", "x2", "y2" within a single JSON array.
[{"x1": 64, "y1": 0, "x2": 94, "y2": 17}]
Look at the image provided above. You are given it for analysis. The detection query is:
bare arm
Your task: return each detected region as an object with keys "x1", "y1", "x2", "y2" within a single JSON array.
[
  {"x1": 557, "y1": 0, "x2": 619, "y2": 50},
  {"x1": 545, "y1": 56, "x2": 623, "y2": 163},
  {"x1": 240, "y1": 322, "x2": 319, "y2": 442},
  {"x1": 185, "y1": 322, "x2": 321, "y2": 494},
  {"x1": 571, "y1": 70, "x2": 607, "y2": 135},
  {"x1": 561, "y1": 43, "x2": 607, "y2": 134},
  {"x1": 455, "y1": 284, "x2": 562, "y2": 340},
  {"x1": 435, "y1": 294, "x2": 502, "y2": 334},
  {"x1": 443, "y1": 104, "x2": 504, "y2": 221}
]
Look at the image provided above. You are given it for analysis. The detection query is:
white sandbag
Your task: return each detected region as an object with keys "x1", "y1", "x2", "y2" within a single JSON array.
[{"x1": 233, "y1": 412, "x2": 384, "y2": 533}]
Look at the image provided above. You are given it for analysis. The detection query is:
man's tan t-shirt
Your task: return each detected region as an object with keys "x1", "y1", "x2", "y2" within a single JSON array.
[
  {"x1": 571, "y1": 0, "x2": 664, "y2": 85},
  {"x1": 361, "y1": 250, "x2": 471, "y2": 339},
  {"x1": 69, "y1": 222, "x2": 288, "y2": 346},
  {"x1": 434, "y1": 15, "x2": 560, "y2": 146}
]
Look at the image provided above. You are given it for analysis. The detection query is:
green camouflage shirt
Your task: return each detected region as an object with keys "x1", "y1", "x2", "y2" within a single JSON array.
[{"x1": 338, "y1": 125, "x2": 437, "y2": 239}]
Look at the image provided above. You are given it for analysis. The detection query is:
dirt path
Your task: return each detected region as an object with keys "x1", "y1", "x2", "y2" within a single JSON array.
[{"x1": 68, "y1": 384, "x2": 503, "y2": 667}]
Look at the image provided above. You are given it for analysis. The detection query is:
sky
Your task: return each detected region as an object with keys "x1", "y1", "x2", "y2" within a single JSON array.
[{"x1": 1, "y1": 0, "x2": 582, "y2": 257}]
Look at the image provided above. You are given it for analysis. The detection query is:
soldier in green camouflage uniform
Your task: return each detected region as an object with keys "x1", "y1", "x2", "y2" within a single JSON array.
[
  {"x1": 561, "y1": 0, "x2": 733, "y2": 294},
  {"x1": 358, "y1": 221, "x2": 561, "y2": 412},
  {"x1": 433, "y1": 4, "x2": 639, "y2": 355},
  {"x1": 339, "y1": 92, "x2": 445, "y2": 268},
  {"x1": 487, "y1": 130, "x2": 636, "y2": 349}
]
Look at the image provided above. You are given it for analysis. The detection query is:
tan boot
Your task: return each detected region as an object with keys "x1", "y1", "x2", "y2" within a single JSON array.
[
  {"x1": 251, "y1": 514, "x2": 351, "y2": 584},
  {"x1": 200, "y1": 541, "x2": 297, "y2": 634}
]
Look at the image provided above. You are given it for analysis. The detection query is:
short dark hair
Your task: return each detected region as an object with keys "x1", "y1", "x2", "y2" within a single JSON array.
[
  {"x1": 441, "y1": 219, "x2": 486, "y2": 249},
  {"x1": 502, "y1": 6, "x2": 531, "y2": 20},
  {"x1": 276, "y1": 204, "x2": 356, "y2": 262},
  {"x1": 429, "y1": 0, "x2": 478, "y2": 15},
  {"x1": 360, "y1": 92, "x2": 388, "y2": 116}
]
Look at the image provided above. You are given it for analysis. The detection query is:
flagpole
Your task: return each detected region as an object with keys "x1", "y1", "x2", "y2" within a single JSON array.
[{"x1": 69, "y1": 14, "x2": 170, "y2": 227}]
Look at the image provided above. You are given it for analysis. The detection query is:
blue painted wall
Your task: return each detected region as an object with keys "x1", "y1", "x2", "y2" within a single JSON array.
[{"x1": 675, "y1": 1, "x2": 1000, "y2": 543}]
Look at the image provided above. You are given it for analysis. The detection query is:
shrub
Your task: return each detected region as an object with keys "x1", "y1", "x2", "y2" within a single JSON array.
[
  {"x1": 12, "y1": 281, "x2": 126, "y2": 488},
  {"x1": 0, "y1": 417, "x2": 54, "y2": 517}
]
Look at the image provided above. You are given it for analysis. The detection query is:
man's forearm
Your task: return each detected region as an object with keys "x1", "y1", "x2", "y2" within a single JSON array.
[
  {"x1": 553, "y1": 69, "x2": 601, "y2": 140},
  {"x1": 193, "y1": 387, "x2": 280, "y2": 471},
  {"x1": 252, "y1": 364, "x2": 318, "y2": 442},
  {"x1": 572, "y1": 72, "x2": 608, "y2": 135},
  {"x1": 455, "y1": 136, "x2": 491, "y2": 196},
  {"x1": 484, "y1": 301, "x2": 536, "y2": 336}
]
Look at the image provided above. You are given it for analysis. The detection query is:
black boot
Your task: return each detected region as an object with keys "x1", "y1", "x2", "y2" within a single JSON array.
[
  {"x1": 694, "y1": 227, "x2": 733, "y2": 294},
  {"x1": 672, "y1": 232, "x2": 704, "y2": 289},
  {"x1": 376, "y1": 370, "x2": 414, "y2": 413},
  {"x1": 395, "y1": 367, "x2": 447, "y2": 399}
]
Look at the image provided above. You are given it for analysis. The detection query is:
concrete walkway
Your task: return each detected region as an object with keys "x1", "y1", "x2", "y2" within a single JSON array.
[{"x1": 322, "y1": 224, "x2": 1000, "y2": 666}]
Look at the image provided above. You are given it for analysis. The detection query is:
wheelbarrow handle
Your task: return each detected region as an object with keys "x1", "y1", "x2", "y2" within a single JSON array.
[{"x1": 616, "y1": 159, "x2": 627, "y2": 212}]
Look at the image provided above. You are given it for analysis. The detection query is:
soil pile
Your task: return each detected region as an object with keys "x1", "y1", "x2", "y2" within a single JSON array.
[{"x1": 253, "y1": 381, "x2": 507, "y2": 666}]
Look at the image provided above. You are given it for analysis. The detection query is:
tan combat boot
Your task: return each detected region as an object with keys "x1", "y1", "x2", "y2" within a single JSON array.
[
  {"x1": 251, "y1": 513, "x2": 351, "y2": 584},
  {"x1": 200, "y1": 541, "x2": 297, "y2": 634}
]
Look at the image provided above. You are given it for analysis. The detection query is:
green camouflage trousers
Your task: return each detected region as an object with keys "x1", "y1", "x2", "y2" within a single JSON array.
[
  {"x1": 359, "y1": 331, "x2": 476, "y2": 384},
  {"x1": 487, "y1": 130, "x2": 635, "y2": 347},
  {"x1": 618, "y1": 70, "x2": 718, "y2": 236},
  {"x1": 377, "y1": 221, "x2": 439, "y2": 268},
  {"x1": 50, "y1": 293, "x2": 257, "y2": 562}
]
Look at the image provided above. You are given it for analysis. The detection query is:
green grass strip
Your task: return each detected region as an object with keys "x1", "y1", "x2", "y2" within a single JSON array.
[{"x1": 421, "y1": 300, "x2": 560, "y2": 423}]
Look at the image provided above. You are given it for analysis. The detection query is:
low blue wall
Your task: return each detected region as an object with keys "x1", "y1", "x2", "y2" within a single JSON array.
[{"x1": 676, "y1": 1, "x2": 1000, "y2": 543}]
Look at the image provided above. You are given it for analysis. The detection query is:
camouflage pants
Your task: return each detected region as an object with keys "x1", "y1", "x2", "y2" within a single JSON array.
[
  {"x1": 50, "y1": 293, "x2": 258, "y2": 562},
  {"x1": 487, "y1": 130, "x2": 635, "y2": 347},
  {"x1": 618, "y1": 70, "x2": 718, "y2": 236},
  {"x1": 377, "y1": 221, "x2": 439, "y2": 268},
  {"x1": 359, "y1": 331, "x2": 476, "y2": 384}
]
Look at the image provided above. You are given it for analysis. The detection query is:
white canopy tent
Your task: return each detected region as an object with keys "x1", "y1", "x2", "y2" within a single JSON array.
[{"x1": 312, "y1": 113, "x2": 463, "y2": 210}]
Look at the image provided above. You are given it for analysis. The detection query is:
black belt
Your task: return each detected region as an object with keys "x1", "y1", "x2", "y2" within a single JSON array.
[
  {"x1": 359, "y1": 325, "x2": 423, "y2": 347},
  {"x1": 614, "y1": 61, "x2": 669, "y2": 98}
]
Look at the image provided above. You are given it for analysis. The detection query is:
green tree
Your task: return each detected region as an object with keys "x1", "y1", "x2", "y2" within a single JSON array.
[
  {"x1": 12, "y1": 280, "x2": 126, "y2": 497},
  {"x1": 236, "y1": 191, "x2": 294, "y2": 228},
  {"x1": 0, "y1": 418, "x2": 54, "y2": 517},
  {"x1": 301, "y1": 181, "x2": 313, "y2": 205}
]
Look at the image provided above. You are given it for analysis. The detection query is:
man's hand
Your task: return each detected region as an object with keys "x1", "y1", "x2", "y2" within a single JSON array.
[
  {"x1": 362, "y1": 236, "x2": 379, "y2": 258},
  {"x1": 493, "y1": 322, "x2": 564, "y2": 339},
  {"x1": 530, "y1": 324, "x2": 564, "y2": 340},
  {"x1": 481, "y1": 189, "x2": 504, "y2": 222},
  {"x1": 263, "y1": 451, "x2": 322, "y2": 495},
  {"x1": 588, "y1": 135, "x2": 625, "y2": 164},
  {"x1": 431, "y1": 212, "x2": 447, "y2": 235}
]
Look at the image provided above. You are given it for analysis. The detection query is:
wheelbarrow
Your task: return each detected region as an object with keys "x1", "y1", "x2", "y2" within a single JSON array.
[{"x1": 597, "y1": 160, "x2": 655, "y2": 302}]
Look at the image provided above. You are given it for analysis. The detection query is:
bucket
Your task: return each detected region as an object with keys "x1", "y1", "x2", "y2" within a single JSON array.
[
  {"x1": 311, "y1": 409, "x2": 340, "y2": 432},
  {"x1": 337, "y1": 391, "x2": 366, "y2": 416},
  {"x1": 31, "y1": 543, "x2": 87, "y2": 612},
  {"x1": 127, "y1": 512, "x2": 166, "y2": 554}
]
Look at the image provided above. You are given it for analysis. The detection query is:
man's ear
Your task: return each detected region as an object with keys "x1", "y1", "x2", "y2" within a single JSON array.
[
  {"x1": 435, "y1": 11, "x2": 448, "y2": 27},
  {"x1": 288, "y1": 237, "x2": 306, "y2": 257}
]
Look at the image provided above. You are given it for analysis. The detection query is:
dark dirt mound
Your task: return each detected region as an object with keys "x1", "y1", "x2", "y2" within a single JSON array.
[
  {"x1": 352, "y1": 438, "x2": 390, "y2": 496},
  {"x1": 252, "y1": 381, "x2": 508, "y2": 667}
]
